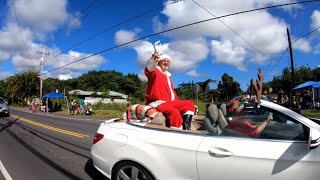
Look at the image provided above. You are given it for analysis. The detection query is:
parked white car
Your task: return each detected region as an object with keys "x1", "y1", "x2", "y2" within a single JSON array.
[
  {"x1": 0, "y1": 97, "x2": 9, "y2": 117},
  {"x1": 91, "y1": 100, "x2": 320, "y2": 180}
]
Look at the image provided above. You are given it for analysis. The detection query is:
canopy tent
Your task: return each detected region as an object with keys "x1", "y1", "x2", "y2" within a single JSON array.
[
  {"x1": 292, "y1": 81, "x2": 320, "y2": 91},
  {"x1": 42, "y1": 92, "x2": 66, "y2": 99},
  {"x1": 292, "y1": 81, "x2": 320, "y2": 109},
  {"x1": 42, "y1": 92, "x2": 66, "y2": 113}
]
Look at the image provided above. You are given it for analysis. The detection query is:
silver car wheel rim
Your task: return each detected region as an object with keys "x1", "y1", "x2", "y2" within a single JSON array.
[{"x1": 117, "y1": 165, "x2": 148, "y2": 180}]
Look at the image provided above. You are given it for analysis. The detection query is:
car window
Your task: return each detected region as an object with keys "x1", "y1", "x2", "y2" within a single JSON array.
[
  {"x1": 218, "y1": 105, "x2": 309, "y2": 141},
  {"x1": 256, "y1": 106, "x2": 309, "y2": 141},
  {"x1": 0, "y1": 98, "x2": 3, "y2": 103}
]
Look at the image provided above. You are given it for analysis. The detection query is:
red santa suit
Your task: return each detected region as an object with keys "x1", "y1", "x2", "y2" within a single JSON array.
[{"x1": 145, "y1": 54, "x2": 194, "y2": 128}]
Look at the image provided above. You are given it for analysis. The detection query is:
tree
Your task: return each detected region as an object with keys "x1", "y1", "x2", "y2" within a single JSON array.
[
  {"x1": 314, "y1": 67, "x2": 320, "y2": 81},
  {"x1": 217, "y1": 73, "x2": 242, "y2": 101},
  {"x1": 43, "y1": 78, "x2": 65, "y2": 94},
  {"x1": 5, "y1": 71, "x2": 39, "y2": 104},
  {"x1": 0, "y1": 79, "x2": 7, "y2": 97},
  {"x1": 268, "y1": 66, "x2": 315, "y2": 95},
  {"x1": 196, "y1": 79, "x2": 216, "y2": 100},
  {"x1": 176, "y1": 81, "x2": 196, "y2": 99}
]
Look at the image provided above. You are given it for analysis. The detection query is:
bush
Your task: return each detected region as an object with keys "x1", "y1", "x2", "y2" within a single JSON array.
[{"x1": 92, "y1": 102, "x2": 128, "y2": 111}]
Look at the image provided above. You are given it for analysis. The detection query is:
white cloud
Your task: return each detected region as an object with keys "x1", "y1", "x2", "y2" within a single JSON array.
[
  {"x1": 0, "y1": 50, "x2": 10, "y2": 62},
  {"x1": 114, "y1": 28, "x2": 141, "y2": 46},
  {"x1": 11, "y1": 44, "x2": 108, "y2": 79},
  {"x1": 44, "y1": 50, "x2": 107, "y2": 78},
  {"x1": 116, "y1": 0, "x2": 302, "y2": 76},
  {"x1": 58, "y1": 74, "x2": 72, "y2": 80},
  {"x1": 0, "y1": 0, "x2": 79, "y2": 68},
  {"x1": 115, "y1": 30, "x2": 136, "y2": 45},
  {"x1": 156, "y1": 0, "x2": 290, "y2": 61},
  {"x1": 292, "y1": 38, "x2": 312, "y2": 53},
  {"x1": 210, "y1": 40, "x2": 247, "y2": 71},
  {"x1": 311, "y1": 10, "x2": 320, "y2": 33},
  {"x1": 114, "y1": 28, "x2": 210, "y2": 76},
  {"x1": 314, "y1": 44, "x2": 320, "y2": 54},
  {"x1": 186, "y1": 69, "x2": 201, "y2": 77},
  {"x1": 131, "y1": 37, "x2": 209, "y2": 73},
  {"x1": 12, "y1": 55, "x2": 39, "y2": 72},
  {"x1": 0, "y1": 71, "x2": 12, "y2": 80},
  {"x1": 0, "y1": 23, "x2": 33, "y2": 55},
  {"x1": 8, "y1": 0, "x2": 70, "y2": 38},
  {"x1": 137, "y1": 70, "x2": 147, "y2": 82}
]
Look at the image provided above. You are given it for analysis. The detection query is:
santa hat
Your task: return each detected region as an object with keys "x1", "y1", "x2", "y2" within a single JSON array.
[
  {"x1": 226, "y1": 99, "x2": 244, "y2": 117},
  {"x1": 158, "y1": 54, "x2": 171, "y2": 62}
]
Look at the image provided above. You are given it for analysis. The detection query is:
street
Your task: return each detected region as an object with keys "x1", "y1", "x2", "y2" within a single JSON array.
[{"x1": 0, "y1": 109, "x2": 108, "y2": 180}]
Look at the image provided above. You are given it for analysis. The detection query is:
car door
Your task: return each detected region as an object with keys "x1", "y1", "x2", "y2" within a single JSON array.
[
  {"x1": 122, "y1": 123, "x2": 206, "y2": 180},
  {"x1": 197, "y1": 105, "x2": 320, "y2": 180},
  {"x1": 144, "y1": 129, "x2": 205, "y2": 180}
]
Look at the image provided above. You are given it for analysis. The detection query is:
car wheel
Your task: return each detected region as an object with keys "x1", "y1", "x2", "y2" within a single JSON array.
[{"x1": 112, "y1": 161, "x2": 154, "y2": 180}]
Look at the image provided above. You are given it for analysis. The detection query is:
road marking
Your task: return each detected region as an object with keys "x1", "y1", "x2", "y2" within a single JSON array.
[
  {"x1": 0, "y1": 160, "x2": 13, "y2": 180},
  {"x1": 11, "y1": 115, "x2": 89, "y2": 138}
]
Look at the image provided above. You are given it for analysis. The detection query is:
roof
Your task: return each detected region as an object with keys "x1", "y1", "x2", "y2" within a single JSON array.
[
  {"x1": 68, "y1": 89, "x2": 128, "y2": 99},
  {"x1": 292, "y1": 81, "x2": 320, "y2": 91},
  {"x1": 43, "y1": 92, "x2": 66, "y2": 99}
]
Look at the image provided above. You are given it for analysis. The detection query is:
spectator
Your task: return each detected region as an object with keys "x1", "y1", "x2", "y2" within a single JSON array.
[
  {"x1": 41, "y1": 100, "x2": 46, "y2": 113},
  {"x1": 69, "y1": 100, "x2": 76, "y2": 115},
  {"x1": 226, "y1": 99, "x2": 273, "y2": 137},
  {"x1": 48, "y1": 100, "x2": 53, "y2": 112},
  {"x1": 30, "y1": 102, "x2": 36, "y2": 113},
  {"x1": 85, "y1": 103, "x2": 92, "y2": 115},
  {"x1": 74, "y1": 102, "x2": 82, "y2": 115}
]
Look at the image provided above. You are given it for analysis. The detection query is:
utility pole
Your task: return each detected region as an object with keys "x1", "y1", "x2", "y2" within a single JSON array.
[
  {"x1": 287, "y1": 28, "x2": 295, "y2": 109},
  {"x1": 37, "y1": 46, "x2": 49, "y2": 101}
]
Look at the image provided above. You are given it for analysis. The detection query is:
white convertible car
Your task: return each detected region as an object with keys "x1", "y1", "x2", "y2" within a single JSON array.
[{"x1": 91, "y1": 100, "x2": 320, "y2": 180}]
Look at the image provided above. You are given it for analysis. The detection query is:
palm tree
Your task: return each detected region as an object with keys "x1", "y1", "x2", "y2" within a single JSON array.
[{"x1": 196, "y1": 79, "x2": 217, "y2": 101}]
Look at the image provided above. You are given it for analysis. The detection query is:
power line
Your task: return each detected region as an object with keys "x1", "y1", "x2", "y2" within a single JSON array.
[
  {"x1": 45, "y1": 0, "x2": 106, "y2": 47},
  {"x1": 11, "y1": 0, "x2": 37, "y2": 70},
  {"x1": 41, "y1": 0, "x2": 320, "y2": 76},
  {"x1": 20, "y1": 0, "x2": 108, "y2": 73},
  {"x1": 265, "y1": 25, "x2": 320, "y2": 79},
  {"x1": 191, "y1": 0, "x2": 269, "y2": 60},
  {"x1": 43, "y1": 0, "x2": 183, "y2": 66}
]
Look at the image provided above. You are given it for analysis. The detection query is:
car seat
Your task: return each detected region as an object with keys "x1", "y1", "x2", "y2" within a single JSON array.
[
  {"x1": 205, "y1": 104, "x2": 222, "y2": 135},
  {"x1": 218, "y1": 103, "x2": 229, "y2": 129},
  {"x1": 220, "y1": 103, "x2": 227, "y2": 116}
]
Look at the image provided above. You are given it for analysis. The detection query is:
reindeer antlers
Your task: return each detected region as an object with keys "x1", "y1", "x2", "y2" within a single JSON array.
[{"x1": 251, "y1": 69, "x2": 264, "y2": 104}]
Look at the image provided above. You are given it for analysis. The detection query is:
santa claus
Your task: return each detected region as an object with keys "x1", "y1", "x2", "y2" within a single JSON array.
[{"x1": 145, "y1": 52, "x2": 195, "y2": 129}]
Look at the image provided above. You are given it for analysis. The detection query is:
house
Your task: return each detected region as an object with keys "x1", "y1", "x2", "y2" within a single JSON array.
[{"x1": 68, "y1": 89, "x2": 128, "y2": 105}]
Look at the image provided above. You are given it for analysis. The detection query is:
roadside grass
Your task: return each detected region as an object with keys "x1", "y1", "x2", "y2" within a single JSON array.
[
  {"x1": 55, "y1": 109, "x2": 124, "y2": 119},
  {"x1": 302, "y1": 109, "x2": 320, "y2": 119}
]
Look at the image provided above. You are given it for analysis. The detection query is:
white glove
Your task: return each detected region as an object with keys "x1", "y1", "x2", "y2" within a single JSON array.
[{"x1": 268, "y1": 112, "x2": 273, "y2": 122}]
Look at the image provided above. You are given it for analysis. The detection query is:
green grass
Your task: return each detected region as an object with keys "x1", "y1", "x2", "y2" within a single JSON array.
[
  {"x1": 55, "y1": 109, "x2": 124, "y2": 119},
  {"x1": 194, "y1": 100, "x2": 206, "y2": 116},
  {"x1": 302, "y1": 109, "x2": 320, "y2": 119}
]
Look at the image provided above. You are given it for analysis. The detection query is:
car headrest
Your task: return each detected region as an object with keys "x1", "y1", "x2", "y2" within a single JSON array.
[
  {"x1": 220, "y1": 103, "x2": 227, "y2": 116},
  {"x1": 206, "y1": 104, "x2": 219, "y2": 124}
]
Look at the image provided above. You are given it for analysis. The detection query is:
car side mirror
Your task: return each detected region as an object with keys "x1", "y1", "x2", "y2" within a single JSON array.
[{"x1": 309, "y1": 128, "x2": 320, "y2": 149}]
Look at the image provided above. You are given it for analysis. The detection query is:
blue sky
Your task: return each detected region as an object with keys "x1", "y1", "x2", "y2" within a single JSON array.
[{"x1": 0, "y1": 0, "x2": 320, "y2": 91}]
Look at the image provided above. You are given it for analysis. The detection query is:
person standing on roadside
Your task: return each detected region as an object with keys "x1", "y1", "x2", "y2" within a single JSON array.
[{"x1": 145, "y1": 52, "x2": 194, "y2": 130}]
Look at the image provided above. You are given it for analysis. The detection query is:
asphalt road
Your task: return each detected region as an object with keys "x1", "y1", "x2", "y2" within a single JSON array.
[{"x1": 0, "y1": 109, "x2": 110, "y2": 180}]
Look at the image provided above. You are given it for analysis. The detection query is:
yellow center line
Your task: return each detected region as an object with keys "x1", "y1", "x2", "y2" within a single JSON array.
[{"x1": 11, "y1": 115, "x2": 89, "y2": 138}]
